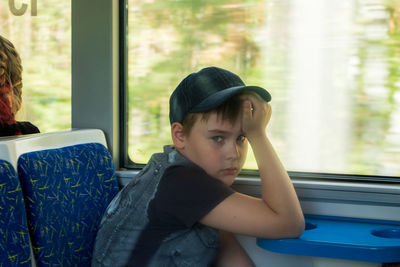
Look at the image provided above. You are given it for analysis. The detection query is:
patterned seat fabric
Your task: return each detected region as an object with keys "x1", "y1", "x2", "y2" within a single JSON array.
[
  {"x1": 0, "y1": 159, "x2": 31, "y2": 266},
  {"x1": 17, "y1": 143, "x2": 119, "y2": 266}
]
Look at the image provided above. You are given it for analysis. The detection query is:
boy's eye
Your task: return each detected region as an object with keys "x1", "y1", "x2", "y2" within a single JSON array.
[
  {"x1": 237, "y1": 135, "x2": 246, "y2": 143},
  {"x1": 212, "y1": 136, "x2": 223, "y2": 143}
]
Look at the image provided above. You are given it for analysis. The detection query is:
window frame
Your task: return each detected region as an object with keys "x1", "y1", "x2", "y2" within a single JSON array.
[{"x1": 119, "y1": 0, "x2": 129, "y2": 169}]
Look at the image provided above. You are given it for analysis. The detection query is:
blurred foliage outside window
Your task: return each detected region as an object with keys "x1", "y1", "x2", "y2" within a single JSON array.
[
  {"x1": 128, "y1": 0, "x2": 400, "y2": 177},
  {"x1": 0, "y1": 0, "x2": 71, "y2": 132}
]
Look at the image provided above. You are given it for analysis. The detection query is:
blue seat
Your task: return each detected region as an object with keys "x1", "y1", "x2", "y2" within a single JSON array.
[
  {"x1": 17, "y1": 142, "x2": 119, "y2": 266},
  {"x1": 0, "y1": 159, "x2": 31, "y2": 266}
]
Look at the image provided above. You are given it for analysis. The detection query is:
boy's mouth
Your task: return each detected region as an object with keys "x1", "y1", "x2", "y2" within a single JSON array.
[{"x1": 220, "y1": 167, "x2": 238, "y2": 176}]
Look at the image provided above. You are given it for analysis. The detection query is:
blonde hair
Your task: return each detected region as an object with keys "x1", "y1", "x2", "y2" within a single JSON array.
[{"x1": 0, "y1": 35, "x2": 23, "y2": 123}]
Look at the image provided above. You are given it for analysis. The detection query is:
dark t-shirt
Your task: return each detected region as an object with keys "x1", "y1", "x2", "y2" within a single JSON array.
[
  {"x1": 0, "y1": 121, "x2": 40, "y2": 136},
  {"x1": 150, "y1": 165, "x2": 234, "y2": 227},
  {"x1": 127, "y1": 164, "x2": 234, "y2": 266}
]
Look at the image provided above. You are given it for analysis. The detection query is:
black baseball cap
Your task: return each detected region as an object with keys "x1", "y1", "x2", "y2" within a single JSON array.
[{"x1": 169, "y1": 66, "x2": 271, "y2": 124}]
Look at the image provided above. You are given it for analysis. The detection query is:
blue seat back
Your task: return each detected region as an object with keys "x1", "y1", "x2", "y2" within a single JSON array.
[
  {"x1": 0, "y1": 159, "x2": 31, "y2": 266},
  {"x1": 17, "y1": 143, "x2": 119, "y2": 266}
]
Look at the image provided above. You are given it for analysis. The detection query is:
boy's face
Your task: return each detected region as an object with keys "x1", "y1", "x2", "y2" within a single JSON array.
[{"x1": 179, "y1": 112, "x2": 248, "y2": 186}]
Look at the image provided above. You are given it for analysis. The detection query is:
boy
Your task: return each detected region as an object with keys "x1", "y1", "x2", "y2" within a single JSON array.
[{"x1": 92, "y1": 67, "x2": 304, "y2": 266}]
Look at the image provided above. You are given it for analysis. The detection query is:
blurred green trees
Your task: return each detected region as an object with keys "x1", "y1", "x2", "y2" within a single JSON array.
[{"x1": 128, "y1": 0, "x2": 400, "y2": 177}]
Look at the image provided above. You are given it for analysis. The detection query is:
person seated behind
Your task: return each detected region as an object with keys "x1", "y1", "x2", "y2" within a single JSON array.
[
  {"x1": 0, "y1": 35, "x2": 39, "y2": 136},
  {"x1": 92, "y1": 67, "x2": 305, "y2": 267}
]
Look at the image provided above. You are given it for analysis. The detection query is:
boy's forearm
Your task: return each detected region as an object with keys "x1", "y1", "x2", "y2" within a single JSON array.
[{"x1": 249, "y1": 134, "x2": 304, "y2": 231}]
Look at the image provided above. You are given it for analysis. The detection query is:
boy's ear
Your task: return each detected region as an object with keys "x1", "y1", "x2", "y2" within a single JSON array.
[{"x1": 171, "y1": 122, "x2": 186, "y2": 149}]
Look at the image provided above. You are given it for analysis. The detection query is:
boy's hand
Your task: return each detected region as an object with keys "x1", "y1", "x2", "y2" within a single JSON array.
[{"x1": 241, "y1": 93, "x2": 271, "y2": 140}]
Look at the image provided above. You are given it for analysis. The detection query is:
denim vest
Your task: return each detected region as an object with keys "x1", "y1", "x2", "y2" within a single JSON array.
[{"x1": 92, "y1": 146, "x2": 221, "y2": 267}]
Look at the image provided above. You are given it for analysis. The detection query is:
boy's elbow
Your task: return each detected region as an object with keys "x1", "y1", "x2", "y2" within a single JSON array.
[
  {"x1": 259, "y1": 213, "x2": 305, "y2": 239},
  {"x1": 271, "y1": 213, "x2": 305, "y2": 239},
  {"x1": 286, "y1": 215, "x2": 305, "y2": 238}
]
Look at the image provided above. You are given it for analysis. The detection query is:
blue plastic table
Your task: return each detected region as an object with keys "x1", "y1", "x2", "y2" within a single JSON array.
[{"x1": 257, "y1": 215, "x2": 400, "y2": 263}]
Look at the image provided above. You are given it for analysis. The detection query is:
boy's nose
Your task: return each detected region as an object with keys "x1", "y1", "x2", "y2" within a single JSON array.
[{"x1": 226, "y1": 142, "x2": 240, "y2": 160}]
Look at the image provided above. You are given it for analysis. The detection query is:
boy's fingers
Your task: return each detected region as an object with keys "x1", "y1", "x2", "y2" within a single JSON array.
[{"x1": 243, "y1": 100, "x2": 253, "y2": 117}]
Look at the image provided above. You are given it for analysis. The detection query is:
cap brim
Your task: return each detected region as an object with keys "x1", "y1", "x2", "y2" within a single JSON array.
[{"x1": 190, "y1": 85, "x2": 271, "y2": 113}]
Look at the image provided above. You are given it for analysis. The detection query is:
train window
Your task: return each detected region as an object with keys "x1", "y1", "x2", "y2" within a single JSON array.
[
  {"x1": 125, "y1": 0, "x2": 400, "y2": 178},
  {"x1": 1, "y1": 0, "x2": 71, "y2": 132}
]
